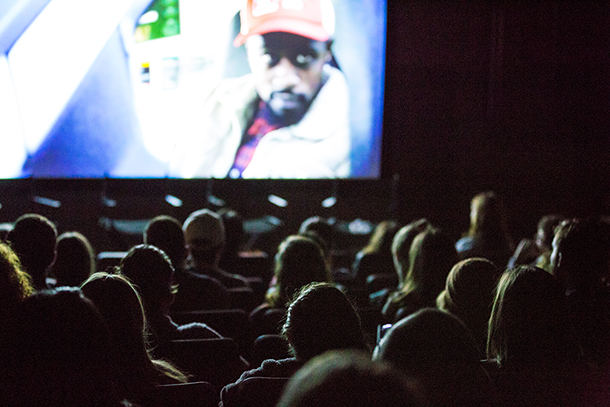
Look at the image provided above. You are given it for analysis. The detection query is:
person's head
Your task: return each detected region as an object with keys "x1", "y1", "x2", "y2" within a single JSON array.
[
  {"x1": 363, "y1": 220, "x2": 401, "y2": 255},
  {"x1": 267, "y1": 234, "x2": 331, "y2": 307},
  {"x1": 144, "y1": 215, "x2": 187, "y2": 270},
  {"x1": 80, "y1": 272, "x2": 187, "y2": 385},
  {"x1": 3, "y1": 287, "x2": 118, "y2": 406},
  {"x1": 468, "y1": 191, "x2": 509, "y2": 240},
  {"x1": 402, "y1": 227, "x2": 458, "y2": 301},
  {"x1": 217, "y1": 208, "x2": 245, "y2": 255},
  {"x1": 52, "y1": 231, "x2": 95, "y2": 288},
  {"x1": 281, "y1": 282, "x2": 367, "y2": 362},
  {"x1": 7, "y1": 213, "x2": 57, "y2": 288},
  {"x1": 374, "y1": 308, "x2": 480, "y2": 374},
  {"x1": 81, "y1": 272, "x2": 148, "y2": 364},
  {"x1": 119, "y1": 244, "x2": 176, "y2": 313},
  {"x1": 183, "y1": 209, "x2": 225, "y2": 267},
  {"x1": 550, "y1": 218, "x2": 610, "y2": 288},
  {"x1": 299, "y1": 216, "x2": 334, "y2": 251},
  {"x1": 374, "y1": 308, "x2": 496, "y2": 407},
  {"x1": 436, "y1": 258, "x2": 502, "y2": 357},
  {"x1": 235, "y1": 0, "x2": 335, "y2": 124},
  {"x1": 277, "y1": 350, "x2": 424, "y2": 407},
  {"x1": 392, "y1": 219, "x2": 430, "y2": 284},
  {"x1": 0, "y1": 242, "x2": 33, "y2": 319},
  {"x1": 535, "y1": 214, "x2": 564, "y2": 253},
  {"x1": 487, "y1": 266, "x2": 580, "y2": 365}
]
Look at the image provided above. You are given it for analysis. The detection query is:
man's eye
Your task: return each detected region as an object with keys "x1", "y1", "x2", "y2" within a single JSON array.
[{"x1": 295, "y1": 54, "x2": 314, "y2": 67}]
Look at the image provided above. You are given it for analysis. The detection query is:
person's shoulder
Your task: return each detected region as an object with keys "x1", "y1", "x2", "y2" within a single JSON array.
[{"x1": 174, "y1": 321, "x2": 222, "y2": 339}]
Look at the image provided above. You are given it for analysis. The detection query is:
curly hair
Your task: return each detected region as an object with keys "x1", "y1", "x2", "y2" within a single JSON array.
[{"x1": 0, "y1": 242, "x2": 34, "y2": 314}]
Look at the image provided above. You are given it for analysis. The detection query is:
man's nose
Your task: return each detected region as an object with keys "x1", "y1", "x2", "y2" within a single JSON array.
[{"x1": 270, "y1": 56, "x2": 300, "y2": 90}]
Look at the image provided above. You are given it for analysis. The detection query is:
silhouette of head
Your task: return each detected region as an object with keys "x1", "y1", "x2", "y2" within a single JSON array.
[
  {"x1": 278, "y1": 349, "x2": 424, "y2": 407},
  {"x1": 281, "y1": 282, "x2": 367, "y2": 361},
  {"x1": 52, "y1": 231, "x2": 95, "y2": 288},
  {"x1": 8, "y1": 213, "x2": 57, "y2": 289}
]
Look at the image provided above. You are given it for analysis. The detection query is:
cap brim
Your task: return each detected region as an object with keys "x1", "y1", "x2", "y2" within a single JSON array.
[{"x1": 234, "y1": 19, "x2": 330, "y2": 47}]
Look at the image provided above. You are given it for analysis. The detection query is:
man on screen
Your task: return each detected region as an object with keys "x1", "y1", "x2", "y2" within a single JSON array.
[{"x1": 171, "y1": 0, "x2": 350, "y2": 179}]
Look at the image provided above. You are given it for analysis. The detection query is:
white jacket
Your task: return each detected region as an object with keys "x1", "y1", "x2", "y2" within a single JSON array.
[{"x1": 171, "y1": 66, "x2": 350, "y2": 179}]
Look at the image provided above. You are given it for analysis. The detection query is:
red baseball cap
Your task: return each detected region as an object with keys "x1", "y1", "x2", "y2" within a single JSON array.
[{"x1": 234, "y1": 0, "x2": 335, "y2": 47}]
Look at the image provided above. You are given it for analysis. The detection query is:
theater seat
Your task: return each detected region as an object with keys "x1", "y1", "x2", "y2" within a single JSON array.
[
  {"x1": 170, "y1": 309, "x2": 248, "y2": 340},
  {"x1": 250, "y1": 335, "x2": 291, "y2": 368},
  {"x1": 153, "y1": 381, "x2": 218, "y2": 407},
  {"x1": 154, "y1": 338, "x2": 248, "y2": 390}
]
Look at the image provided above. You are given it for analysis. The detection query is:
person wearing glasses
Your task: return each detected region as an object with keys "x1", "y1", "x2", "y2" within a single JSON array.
[{"x1": 171, "y1": 0, "x2": 350, "y2": 179}]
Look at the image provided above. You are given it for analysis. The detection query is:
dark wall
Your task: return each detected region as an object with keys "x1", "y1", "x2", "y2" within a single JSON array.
[{"x1": 383, "y1": 1, "x2": 610, "y2": 239}]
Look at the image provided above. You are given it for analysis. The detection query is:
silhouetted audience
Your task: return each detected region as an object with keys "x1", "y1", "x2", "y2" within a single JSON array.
[
  {"x1": 456, "y1": 191, "x2": 514, "y2": 268},
  {"x1": 52, "y1": 231, "x2": 96, "y2": 288},
  {"x1": 220, "y1": 282, "x2": 368, "y2": 407},
  {"x1": 81, "y1": 272, "x2": 188, "y2": 406},
  {"x1": 119, "y1": 244, "x2": 221, "y2": 348},
  {"x1": 374, "y1": 308, "x2": 497, "y2": 407},
  {"x1": 144, "y1": 215, "x2": 230, "y2": 311},
  {"x1": 436, "y1": 257, "x2": 502, "y2": 357},
  {"x1": 278, "y1": 350, "x2": 425, "y2": 407},
  {"x1": 7, "y1": 213, "x2": 58, "y2": 290},
  {"x1": 382, "y1": 227, "x2": 457, "y2": 322}
]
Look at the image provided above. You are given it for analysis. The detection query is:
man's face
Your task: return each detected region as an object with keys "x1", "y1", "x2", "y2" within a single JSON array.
[{"x1": 246, "y1": 32, "x2": 331, "y2": 124}]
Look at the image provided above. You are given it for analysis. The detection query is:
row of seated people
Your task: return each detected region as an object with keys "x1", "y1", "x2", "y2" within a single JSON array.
[{"x1": 1, "y1": 189, "x2": 610, "y2": 406}]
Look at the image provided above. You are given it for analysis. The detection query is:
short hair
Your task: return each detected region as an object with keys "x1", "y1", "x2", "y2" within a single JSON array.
[
  {"x1": 119, "y1": 244, "x2": 176, "y2": 307},
  {"x1": 267, "y1": 235, "x2": 331, "y2": 307},
  {"x1": 52, "y1": 231, "x2": 96, "y2": 288},
  {"x1": 487, "y1": 266, "x2": 580, "y2": 365},
  {"x1": 281, "y1": 282, "x2": 367, "y2": 361},
  {"x1": 144, "y1": 215, "x2": 186, "y2": 269},
  {"x1": 8, "y1": 213, "x2": 57, "y2": 280},
  {"x1": 277, "y1": 350, "x2": 424, "y2": 407}
]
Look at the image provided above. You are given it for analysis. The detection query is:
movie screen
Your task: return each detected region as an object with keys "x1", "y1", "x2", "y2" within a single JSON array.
[{"x1": 0, "y1": 0, "x2": 386, "y2": 179}]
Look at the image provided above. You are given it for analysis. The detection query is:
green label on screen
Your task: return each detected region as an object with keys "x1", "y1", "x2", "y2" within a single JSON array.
[{"x1": 135, "y1": 0, "x2": 180, "y2": 42}]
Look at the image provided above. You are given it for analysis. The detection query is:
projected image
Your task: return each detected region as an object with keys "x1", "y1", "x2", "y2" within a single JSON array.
[{"x1": 0, "y1": 0, "x2": 386, "y2": 179}]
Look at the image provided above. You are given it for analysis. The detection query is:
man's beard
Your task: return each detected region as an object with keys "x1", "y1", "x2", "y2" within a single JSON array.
[{"x1": 268, "y1": 91, "x2": 311, "y2": 126}]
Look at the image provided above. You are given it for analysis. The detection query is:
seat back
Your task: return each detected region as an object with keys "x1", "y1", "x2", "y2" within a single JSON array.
[
  {"x1": 153, "y1": 381, "x2": 218, "y2": 407},
  {"x1": 155, "y1": 338, "x2": 247, "y2": 389},
  {"x1": 250, "y1": 335, "x2": 291, "y2": 368}
]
